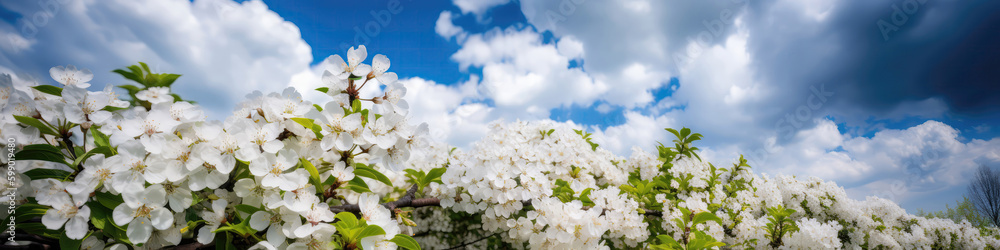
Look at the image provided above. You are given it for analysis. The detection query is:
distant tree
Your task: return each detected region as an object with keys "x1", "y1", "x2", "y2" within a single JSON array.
[
  {"x1": 968, "y1": 164, "x2": 1000, "y2": 227},
  {"x1": 917, "y1": 196, "x2": 990, "y2": 227}
]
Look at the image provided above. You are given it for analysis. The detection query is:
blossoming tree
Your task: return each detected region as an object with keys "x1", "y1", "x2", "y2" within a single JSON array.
[{"x1": 1, "y1": 46, "x2": 998, "y2": 249}]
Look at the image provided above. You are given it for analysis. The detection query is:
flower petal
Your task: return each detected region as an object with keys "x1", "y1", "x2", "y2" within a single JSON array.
[
  {"x1": 150, "y1": 207, "x2": 174, "y2": 230},
  {"x1": 372, "y1": 54, "x2": 390, "y2": 74},
  {"x1": 126, "y1": 217, "x2": 154, "y2": 244},
  {"x1": 112, "y1": 204, "x2": 135, "y2": 226},
  {"x1": 65, "y1": 216, "x2": 89, "y2": 239},
  {"x1": 250, "y1": 211, "x2": 271, "y2": 231},
  {"x1": 197, "y1": 225, "x2": 217, "y2": 244},
  {"x1": 41, "y1": 208, "x2": 68, "y2": 229}
]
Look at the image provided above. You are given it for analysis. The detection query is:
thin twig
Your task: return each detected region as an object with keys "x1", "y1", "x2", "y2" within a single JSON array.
[
  {"x1": 330, "y1": 184, "x2": 439, "y2": 217},
  {"x1": 330, "y1": 191, "x2": 664, "y2": 217},
  {"x1": 446, "y1": 232, "x2": 500, "y2": 250}
]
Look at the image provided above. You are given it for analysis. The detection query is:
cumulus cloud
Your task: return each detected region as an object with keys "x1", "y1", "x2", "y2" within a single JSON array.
[
  {"x1": 399, "y1": 77, "x2": 496, "y2": 147},
  {"x1": 752, "y1": 119, "x2": 1000, "y2": 210},
  {"x1": 0, "y1": 0, "x2": 312, "y2": 118},
  {"x1": 590, "y1": 111, "x2": 675, "y2": 155},
  {"x1": 518, "y1": 0, "x2": 749, "y2": 107},
  {"x1": 452, "y1": 0, "x2": 510, "y2": 21},
  {"x1": 435, "y1": 11, "x2": 466, "y2": 41},
  {"x1": 449, "y1": 0, "x2": 1000, "y2": 212},
  {"x1": 451, "y1": 27, "x2": 607, "y2": 118}
]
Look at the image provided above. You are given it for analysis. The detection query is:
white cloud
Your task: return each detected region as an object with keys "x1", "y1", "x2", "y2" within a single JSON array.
[
  {"x1": 590, "y1": 111, "x2": 675, "y2": 154},
  {"x1": 399, "y1": 77, "x2": 493, "y2": 147},
  {"x1": 0, "y1": 0, "x2": 312, "y2": 118},
  {"x1": 451, "y1": 27, "x2": 607, "y2": 118},
  {"x1": 516, "y1": 0, "x2": 748, "y2": 107},
  {"x1": 434, "y1": 11, "x2": 466, "y2": 41},
  {"x1": 555, "y1": 36, "x2": 584, "y2": 60},
  {"x1": 974, "y1": 124, "x2": 991, "y2": 134},
  {"x1": 737, "y1": 119, "x2": 1000, "y2": 211},
  {"x1": 452, "y1": 0, "x2": 510, "y2": 20},
  {"x1": 884, "y1": 98, "x2": 948, "y2": 121},
  {"x1": 594, "y1": 103, "x2": 612, "y2": 114}
]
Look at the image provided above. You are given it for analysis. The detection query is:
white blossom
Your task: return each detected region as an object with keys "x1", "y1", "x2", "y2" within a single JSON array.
[{"x1": 49, "y1": 65, "x2": 93, "y2": 88}]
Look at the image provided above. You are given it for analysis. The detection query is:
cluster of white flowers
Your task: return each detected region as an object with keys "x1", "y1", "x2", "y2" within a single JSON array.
[
  {"x1": 0, "y1": 46, "x2": 428, "y2": 249},
  {"x1": 427, "y1": 121, "x2": 655, "y2": 248},
  {"x1": 412, "y1": 119, "x2": 999, "y2": 249},
  {"x1": 2, "y1": 46, "x2": 999, "y2": 249},
  {"x1": 781, "y1": 218, "x2": 842, "y2": 249}
]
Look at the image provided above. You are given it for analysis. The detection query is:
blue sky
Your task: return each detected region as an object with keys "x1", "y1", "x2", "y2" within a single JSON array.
[{"x1": 2, "y1": 0, "x2": 999, "y2": 213}]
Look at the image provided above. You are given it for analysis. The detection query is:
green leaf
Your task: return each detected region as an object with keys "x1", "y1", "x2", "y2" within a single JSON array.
[
  {"x1": 289, "y1": 117, "x2": 315, "y2": 130},
  {"x1": 89, "y1": 202, "x2": 112, "y2": 230},
  {"x1": 102, "y1": 222, "x2": 131, "y2": 245},
  {"x1": 59, "y1": 232, "x2": 84, "y2": 249},
  {"x1": 423, "y1": 167, "x2": 447, "y2": 185},
  {"x1": 579, "y1": 188, "x2": 594, "y2": 207},
  {"x1": 159, "y1": 74, "x2": 181, "y2": 87},
  {"x1": 18, "y1": 223, "x2": 62, "y2": 239},
  {"x1": 344, "y1": 177, "x2": 372, "y2": 193},
  {"x1": 15, "y1": 144, "x2": 68, "y2": 166},
  {"x1": 117, "y1": 84, "x2": 143, "y2": 95},
  {"x1": 356, "y1": 224, "x2": 386, "y2": 241},
  {"x1": 102, "y1": 106, "x2": 128, "y2": 112},
  {"x1": 653, "y1": 235, "x2": 683, "y2": 250},
  {"x1": 353, "y1": 164, "x2": 392, "y2": 187},
  {"x1": 404, "y1": 169, "x2": 426, "y2": 185},
  {"x1": 216, "y1": 232, "x2": 237, "y2": 250},
  {"x1": 95, "y1": 191, "x2": 124, "y2": 209},
  {"x1": 678, "y1": 207, "x2": 692, "y2": 223},
  {"x1": 1, "y1": 203, "x2": 48, "y2": 226},
  {"x1": 316, "y1": 87, "x2": 330, "y2": 93},
  {"x1": 139, "y1": 62, "x2": 152, "y2": 76},
  {"x1": 291, "y1": 117, "x2": 324, "y2": 139},
  {"x1": 300, "y1": 158, "x2": 322, "y2": 188},
  {"x1": 390, "y1": 234, "x2": 422, "y2": 250},
  {"x1": 220, "y1": 216, "x2": 257, "y2": 236},
  {"x1": 32, "y1": 85, "x2": 63, "y2": 96},
  {"x1": 665, "y1": 128, "x2": 681, "y2": 140},
  {"x1": 687, "y1": 230, "x2": 725, "y2": 249},
  {"x1": 235, "y1": 204, "x2": 261, "y2": 216},
  {"x1": 352, "y1": 99, "x2": 362, "y2": 113},
  {"x1": 70, "y1": 146, "x2": 111, "y2": 170},
  {"x1": 112, "y1": 69, "x2": 143, "y2": 84},
  {"x1": 313, "y1": 104, "x2": 324, "y2": 111},
  {"x1": 335, "y1": 212, "x2": 359, "y2": 228},
  {"x1": 91, "y1": 128, "x2": 111, "y2": 148},
  {"x1": 233, "y1": 160, "x2": 251, "y2": 181},
  {"x1": 14, "y1": 115, "x2": 58, "y2": 135},
  {"x1": 23, "y1": 168, "x2": 71, "y2": 180},
  {"x1": 692, "y1": 211, "x2": 723, "y2": 226}
]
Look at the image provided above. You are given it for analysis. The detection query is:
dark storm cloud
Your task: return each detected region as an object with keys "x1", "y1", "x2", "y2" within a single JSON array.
[{"x1": 743, "y1": 0, "x2": 1000, "y2": 124}]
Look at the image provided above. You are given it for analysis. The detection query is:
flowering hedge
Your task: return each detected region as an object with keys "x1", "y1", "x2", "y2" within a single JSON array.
[{"x1": 1, "y1": 46, "x2": 998, "y2": 249}]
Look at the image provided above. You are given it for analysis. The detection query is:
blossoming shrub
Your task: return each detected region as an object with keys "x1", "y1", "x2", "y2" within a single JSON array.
[{"x1": 1, "y1": 46, "x2": 998, "y2": 249}]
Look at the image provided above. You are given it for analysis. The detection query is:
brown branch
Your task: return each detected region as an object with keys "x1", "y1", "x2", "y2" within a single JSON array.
[
  {"x1": 446, "y1": 232, "x2": 501, "y2": 250},
  {"x1": 330, "y1": 184, "x2": 440, "y2": 217},
  {"x1": 329, "y1": 186, "x2": 664, "y2": 217},
  {"x1": 171, "y1": 242, "x2": 212, "y2": 250}
]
